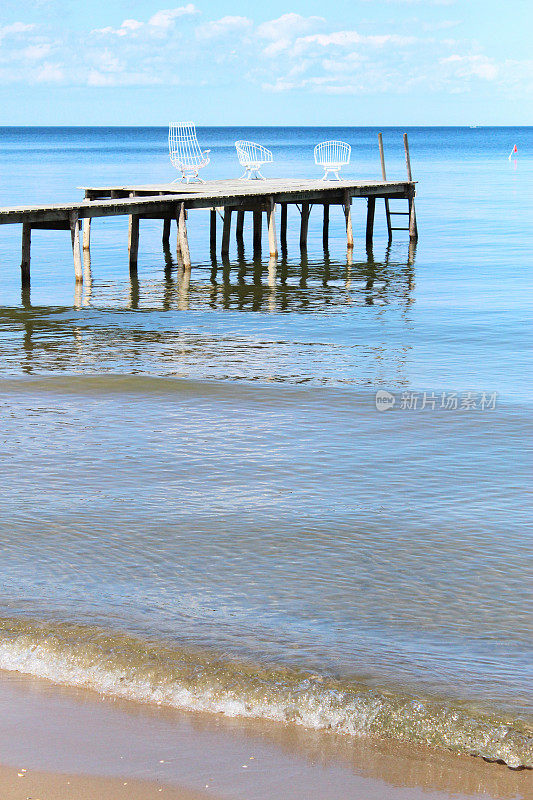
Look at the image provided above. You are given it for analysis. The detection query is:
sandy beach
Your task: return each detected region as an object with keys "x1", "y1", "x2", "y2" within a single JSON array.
[{"x1": 0, "y1": 670, "x2": 530, "y2": 800}]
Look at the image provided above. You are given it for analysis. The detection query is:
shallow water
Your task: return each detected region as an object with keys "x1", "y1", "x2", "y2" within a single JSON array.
[{"x1": 0, "y1": 127, "x2": 531, "y2": 767}]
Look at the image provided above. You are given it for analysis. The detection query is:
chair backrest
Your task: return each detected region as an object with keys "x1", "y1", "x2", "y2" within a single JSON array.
[
  {"x1": 169, "y1": 122, "x2": 205, "y2": 167},
  {"x1": 235, "y1": 140, "x2": 273, "y2": 166},
  {"x1": 314, "y1": 141, "x2": 351, "y2": 167}
]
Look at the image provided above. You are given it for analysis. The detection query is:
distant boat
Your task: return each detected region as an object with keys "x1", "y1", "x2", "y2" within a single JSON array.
[{"x1": 469, "y1": 125, "x2": 479, "y2": 129}]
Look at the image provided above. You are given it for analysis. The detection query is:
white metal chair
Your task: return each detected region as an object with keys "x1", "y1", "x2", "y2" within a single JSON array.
[
  {"x1": 314, "y1": 141, "x2": 351, "y2": 180},
  {"x1": 235, "y1": 140, "x2": 273, "y2": 180},
  {"x1": 169, "y1": 122, "x2": 210, "y2": 183}
]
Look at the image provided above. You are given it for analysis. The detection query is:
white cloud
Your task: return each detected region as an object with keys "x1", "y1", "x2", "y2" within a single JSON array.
[
  {"x1": 196, "y1": 16, "x2": 253, "y2": 41},
  {"x1": 34, "y1": 62, "x2": 64, "y2": 82},
  {"x1": 441, "y1": 54, "x2": 498, "y2": 81},
  {"x1": 0, "y1": 22, "x2": 35, "y2": 40},
  {"x1": 257, "y1": 12, "x2": 325, "y2": 57},
  {"x1": 92, "y1": 5, "x2": 198, "y2": 38}
]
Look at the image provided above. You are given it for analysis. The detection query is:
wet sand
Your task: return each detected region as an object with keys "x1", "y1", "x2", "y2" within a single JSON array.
[
  {"x1": 0, "y1": 670, "x2": 530, "y2": 800},
  {"x1": 0, "y1": 765, "x2": 207, "y2": 800}
]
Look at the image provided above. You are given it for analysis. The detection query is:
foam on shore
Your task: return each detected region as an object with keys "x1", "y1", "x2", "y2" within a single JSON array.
[{"x1": 0, "y1": 616, "x2": 530, "y2": 769}]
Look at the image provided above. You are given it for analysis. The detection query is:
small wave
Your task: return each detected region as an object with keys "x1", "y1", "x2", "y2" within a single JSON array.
[{"x1": 0, "y1": 617, "x2": 530, "y2": 769}]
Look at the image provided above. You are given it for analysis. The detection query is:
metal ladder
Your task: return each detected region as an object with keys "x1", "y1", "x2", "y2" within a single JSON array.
[{"x1": 378, "y1": 132, "x2": 418, "y2": 241}]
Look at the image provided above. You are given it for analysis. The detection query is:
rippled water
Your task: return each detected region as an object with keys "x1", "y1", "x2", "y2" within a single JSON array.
[{"x1": 0, "y1": 127, "x2": 531, "y2": 767}]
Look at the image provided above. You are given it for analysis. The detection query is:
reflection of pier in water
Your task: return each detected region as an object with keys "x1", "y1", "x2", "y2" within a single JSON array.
[
  {"x1": 17, "y1": 241, "x2": 416, "y2": 386},
  {"x1": 128, "y1": 238, "x2": 417, "y2": 314}
]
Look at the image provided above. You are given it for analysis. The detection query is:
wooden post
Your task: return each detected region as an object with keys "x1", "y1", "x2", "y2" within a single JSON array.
[
  {"x1": 266, "y1": 198, "x2": 278, "y2": 257},
  {"x1": 83, "y1": 218, "x2": 91, "y2": 251},
  {"x1": 344, "y1": 192, "x2": 354, "y2": 249},
  {"x1": 177, "y1": 202, "x2": 191, "y2": 268},
  {"x1": 21, "y1": 223, "x2": 31, "y2": 285},
  {"x1": 323, "y1": 204, "x2": 329, "y2": 249},
  {"x1": 366, "y1": 197, "x2": 376, "y2": 247},
  {"x1": 210, "y1": 209, "x2": 217, "y2": 252},
  {"x1": 82, "y1": 218, "x2": 91, "y2": 272},
  {"x1": 128, "y1": 214, "x2": 140, "y2": 273},
  {"x1": 378, "y1": 132, "x2": 392, "y2": 240},
  {"x1": 221, "y1": 207, "x2": 232, "y2": 255},
  {"x1": 280, "y1": 203, "x2": 287, "y2": 250},
  {"x1": 236, "y1": 210, "x2": 245, "y2": 241},
  {"x1": 300, "y1": 202, "x2": 310, "y2": 249},
  {"x1": 70, "y1": 212, "x2": 83, "y2": 283},
  {"x1": 403, "y1": 133, "x2": 418, "y2": 241},
  {"x1": 253, "y1": 209, "x2": 262, "y2": 253},
  {"x1": 162, "y1": 218, "x2": 171, "y2": 247}
]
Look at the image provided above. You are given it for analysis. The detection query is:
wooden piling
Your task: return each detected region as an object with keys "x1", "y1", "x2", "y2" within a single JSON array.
[
  {"x1": 177, "y1": 202, "x2": 191, "y2": 268},
  {"x1": 267, "y1": 197, "x2": 278, "y2": 257},
  {"x1": 366, "y1": 197, "x2": 376, "y2": 247},
  {"x1": 21, "y1": 223, "x2": 31, "y2": 284},
  {"x1": 210, "y1": 208, "x2": 217, "y2": 252},
  {"x1": 253, "y1": 209, "x2": 262, "y2": 252},
  {"x1": 344, "y1": 192, "x2": 354, "y2": 249},
  {"x1": 403, "y1": 134, "x2": 418, "y2": 241},
  {"x1": 280, "y1": 203, "x2": 287, "y2": 250},
  {"x1": 162, "y1": 218, "x2": 171, "y2": 247},
  {"x1": 221, "y1": 207, "x2": 232, "y2": 255},
  {"x1": 236, "y1": 209, "x2": 245, "y2": 241},
  {"x1": 378, "y1": 133, "x2": 392, "y2": 240},
  {"x1": 70, "y1": 212, "x2": 83, "y2": 283},
  {"x1": 300, "y1": 202, "x2": 310, "y2": 249},
  {"x1": 83, "y1": 218, "x2": 91, "y2": 250},
  {"x1": 128, "y1": 214, "x2": 140, "y2": 273},
  {"x1": 323, "y1": 204, "x2": 329, "y2": 249}
]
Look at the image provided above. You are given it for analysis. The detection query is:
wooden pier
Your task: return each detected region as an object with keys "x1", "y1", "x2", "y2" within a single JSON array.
[{"x1": 0, "y1": 136, "x2": 417, "y2": 286}]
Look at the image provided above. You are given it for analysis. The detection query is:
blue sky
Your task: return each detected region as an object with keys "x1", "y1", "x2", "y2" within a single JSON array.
[{"x1": 0, "y1": 0, "x2": 530, "y2": 125}]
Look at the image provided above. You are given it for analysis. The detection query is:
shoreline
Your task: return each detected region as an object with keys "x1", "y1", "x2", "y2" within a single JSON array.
[{"x1": 0, "y1": 669, "x2": 530, "y2": 800}]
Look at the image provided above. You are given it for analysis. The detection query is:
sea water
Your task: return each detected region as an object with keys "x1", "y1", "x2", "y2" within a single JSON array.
[{"x1": 0, "y1": 127, "x2": 531, "y2": 768}]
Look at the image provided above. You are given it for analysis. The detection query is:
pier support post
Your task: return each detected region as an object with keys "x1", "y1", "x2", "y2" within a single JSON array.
[
  {"x1": 403, "y1": 133, "x2": 418, "y2": 241},
  {"x1": 236, "y1": 210, "x2": 245, "y2": 242},
  {"x1": 83, "y1": 218, "x2": 91, "y2": 251},
  {"x1": 344, "y1": 192, "x2": 354, "y2": 250},
  {"x1": 162, "y1": 218, "x2": 171, "y2": 247},
  {"x1": 280, "y1": 203, "x2": 287, "y2": 251},
  {"x1": 378, "y1": 133, "x2": 392, "y2": 241},
  {"x1": 82, "y1": 218, "x2": 91, "y2": 272},
  {"x1": 323, "y1": 204, "x2": 329, "y2": 249},
  {"x1": 366, "y1": 197, "x2": 376, "y2": 247},
  {"x1": 128, "y1": 214, "x2": 140, "y2": 273},
  {"x1": 210, "y1": 209, "x2": 217, "y2": 253},
  {"x1": 221, "y1": 207, "x2": 232, "y2": 256},
  {"x1": 266, "y1": 197, "x2": 278, "y2": 257},
  {"x1": 21, "y1": 223, "x2": 31, "y2": 285},
  {"x1": 300, "y1": 203, "x2": 310, "y2": 249},
  {"x1": 70, "y1": 212, "x2": 83, "y2": 283},
  {"x1": 178, "y1": 202, "x2": 191, "y2": 268},
  {"x1": 253, "y1": 209, "x2": 262, "y2": 254}
]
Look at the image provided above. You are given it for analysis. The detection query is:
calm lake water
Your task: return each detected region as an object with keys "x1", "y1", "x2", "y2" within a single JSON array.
[{"x1": 0, "y1": 127, "x2": 531, "y2": 768}]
